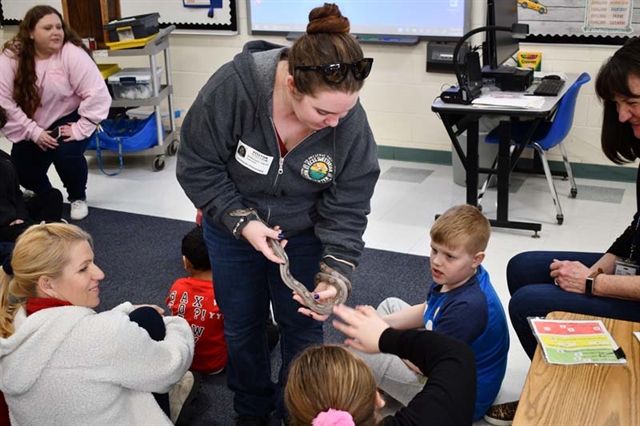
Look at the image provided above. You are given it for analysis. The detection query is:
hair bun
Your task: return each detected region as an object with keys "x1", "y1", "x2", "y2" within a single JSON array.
[{"x1": 307, "y1": 3, "x2": 350, "y2": 34}]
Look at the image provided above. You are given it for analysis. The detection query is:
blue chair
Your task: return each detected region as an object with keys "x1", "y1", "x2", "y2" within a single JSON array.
[{"x1": 478, "y1": 72, "x2": 591, "y2": 225}]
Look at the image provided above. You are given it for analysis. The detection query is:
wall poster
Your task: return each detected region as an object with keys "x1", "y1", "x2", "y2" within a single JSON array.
[
  {"x1": 518, "y1": 0, "x2": 638, "y2": 42},
  {"x1": 0, "y1": 0, "x2": 237, "y2": 32}
]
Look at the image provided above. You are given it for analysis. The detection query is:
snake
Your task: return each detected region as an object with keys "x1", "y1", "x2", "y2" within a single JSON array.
[{"x1": 230, "y1": 208, "x2": 351, "y2": 315}]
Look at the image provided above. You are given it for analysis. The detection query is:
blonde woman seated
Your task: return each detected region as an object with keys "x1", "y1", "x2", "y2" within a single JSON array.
[
  {"x1": 0, "y1": 223, "x2": 194, "y2": 425},
  {"x1": 285, "y1": 305, "x2": 477, "y2": 425}
]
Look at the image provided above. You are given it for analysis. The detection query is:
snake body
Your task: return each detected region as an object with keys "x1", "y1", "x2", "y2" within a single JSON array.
[{"x1": 230, "y1": 208, "x2": 351, "y2": 315}]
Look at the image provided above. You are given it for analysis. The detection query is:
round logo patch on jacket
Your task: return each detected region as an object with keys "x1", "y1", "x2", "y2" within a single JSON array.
[{"x1": 301, "y1": 154, "x2": 334, "y2": 184}]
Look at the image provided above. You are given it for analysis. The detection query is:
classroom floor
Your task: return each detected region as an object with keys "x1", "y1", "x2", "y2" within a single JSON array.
[{"x1": 2, "y1": 139, "x2": 635, "y2": 422}]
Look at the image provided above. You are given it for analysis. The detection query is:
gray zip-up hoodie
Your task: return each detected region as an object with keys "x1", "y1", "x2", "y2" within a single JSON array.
[{"x1": 177, "y1": 40, "x2": 380, "y2": 278}]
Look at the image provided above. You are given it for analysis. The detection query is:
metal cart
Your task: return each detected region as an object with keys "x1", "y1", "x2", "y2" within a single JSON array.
[{"x1": 106, "y1": 25, "x2": 178, "y2": 171}]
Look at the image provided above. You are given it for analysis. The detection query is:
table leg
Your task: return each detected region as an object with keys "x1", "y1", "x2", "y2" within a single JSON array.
[
  {"x1": 465, "y1": 119, "x2": 479, "y2": 206},
  {"x1": 490, "y1": 120, "x2": 541, "y2": 235},
  {"x1": 496, "y1": 120, "x2": 511, "y2": 221}
]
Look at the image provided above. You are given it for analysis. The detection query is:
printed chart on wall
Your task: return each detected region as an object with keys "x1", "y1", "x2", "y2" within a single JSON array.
[
  {"x1": 518, "y1": 0, "x2": 639, "y2": 37},
  {"x1": 120, "y1": 0, "x2": 237, "y2": 32},
  {"x1": 1, "y1": 0, "x2": 63, "y2": 24}
]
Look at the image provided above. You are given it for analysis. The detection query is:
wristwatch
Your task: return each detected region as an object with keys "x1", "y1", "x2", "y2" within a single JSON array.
[{"x1": 585, "y1": 268, "x2": 604, "y2": 296}]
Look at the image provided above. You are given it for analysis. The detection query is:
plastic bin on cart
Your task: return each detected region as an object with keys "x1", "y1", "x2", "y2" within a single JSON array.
[
  {"x1": 108, "y1": 67, "x2": 164, "y2": 100},
  {"x1": 106, "y1": 33, "x2": 157, "y2": 51},
  {"x1": 104, "y1": 13, "x2": 160, "y2": 43},
  {"x1": 97, "y1": 63, "x2": 121, "y2": 80}
]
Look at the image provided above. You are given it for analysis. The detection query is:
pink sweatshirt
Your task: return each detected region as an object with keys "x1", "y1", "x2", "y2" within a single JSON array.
[{"x1": 0, "y1": 42, "x2": 111, "y2": 143}]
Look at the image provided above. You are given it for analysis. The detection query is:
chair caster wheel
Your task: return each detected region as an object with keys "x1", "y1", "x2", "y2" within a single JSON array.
[
  {"x1": 556, "y1": 214, "x2": 564, "y2": 225},
  {"x1": 570, "y1": 188, "x2": 577, "y2": 198},
  {"x1": 477, "y1": 204, "x2": 483, "y2": 212}
]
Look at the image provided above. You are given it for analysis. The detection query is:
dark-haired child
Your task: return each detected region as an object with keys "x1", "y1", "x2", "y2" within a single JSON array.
[{"x1": 167, "y1": 226, "x2": 228, "y2": 375}]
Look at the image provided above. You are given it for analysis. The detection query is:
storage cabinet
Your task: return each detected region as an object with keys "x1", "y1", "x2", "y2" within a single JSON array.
[{"x1": 61, "y1": 0, "x2": 121, "y2": 49}]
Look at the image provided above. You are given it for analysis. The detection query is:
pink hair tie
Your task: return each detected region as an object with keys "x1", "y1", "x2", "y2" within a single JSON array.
[{"x1": 312, "y1": 409, "x2": 354, "y2": 426}]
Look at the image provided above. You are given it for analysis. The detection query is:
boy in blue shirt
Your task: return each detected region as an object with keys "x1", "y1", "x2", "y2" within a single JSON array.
[{"x1": 356, "y1": 204, "x2": 509, "y2": 421}]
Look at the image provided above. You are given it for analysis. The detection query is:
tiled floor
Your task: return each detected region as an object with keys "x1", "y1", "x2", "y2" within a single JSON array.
[{"x1": 2, "y1": 139, "x2": 635, "y2": 423}]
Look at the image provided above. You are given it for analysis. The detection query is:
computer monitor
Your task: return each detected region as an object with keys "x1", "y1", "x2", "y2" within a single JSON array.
[{"x1": 483, "y1": 0, "x2": 520, "y2": 71}]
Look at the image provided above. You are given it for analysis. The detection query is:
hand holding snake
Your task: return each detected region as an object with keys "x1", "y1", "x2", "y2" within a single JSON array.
[{"x1": 231, "y1": 208, "x2": 351, "y2": 316}]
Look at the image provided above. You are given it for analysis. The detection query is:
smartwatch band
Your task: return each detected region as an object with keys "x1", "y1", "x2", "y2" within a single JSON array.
[{"x1": 585, "y1": 268, "x2": 604, "y2": 296}]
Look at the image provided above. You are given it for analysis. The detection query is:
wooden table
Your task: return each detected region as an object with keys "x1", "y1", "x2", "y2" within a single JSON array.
[{"x1": 513, "y1": 311, "x2": 640, "y2": 426}]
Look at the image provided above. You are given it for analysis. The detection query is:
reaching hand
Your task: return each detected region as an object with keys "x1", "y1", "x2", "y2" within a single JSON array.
[{"x1": 331, "y1": 304, "x2": 390, "y2": 354}]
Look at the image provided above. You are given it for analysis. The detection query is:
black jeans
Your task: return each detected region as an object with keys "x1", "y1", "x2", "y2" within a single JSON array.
[
  {"x1": 0, "y1": 188, "x2": 63, "y2": 243},
  {"x1": 11, "y1": 111, "x2": 92, "y2": 202}
]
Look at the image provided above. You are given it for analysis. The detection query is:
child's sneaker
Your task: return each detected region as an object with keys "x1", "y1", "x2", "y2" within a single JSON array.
[
  {"x1": 70, "y1": 200, "x2": 88, "y2": 220},
  {"x1": 484, "y1": 400, "x2": 518, "y2": 426}
]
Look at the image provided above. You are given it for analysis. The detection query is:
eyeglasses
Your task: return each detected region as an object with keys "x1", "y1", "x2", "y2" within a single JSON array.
[{"x1": 295, "y1": 58, "x2": 374, "y2": 84}]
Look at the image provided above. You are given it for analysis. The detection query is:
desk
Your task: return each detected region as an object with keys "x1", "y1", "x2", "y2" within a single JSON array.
[
  {"x1": 513, "y1": 311, "x2": 640, "y2": 426},
  {"x1": 431, "y1": 73, "x2": 579, "y2": 235}
]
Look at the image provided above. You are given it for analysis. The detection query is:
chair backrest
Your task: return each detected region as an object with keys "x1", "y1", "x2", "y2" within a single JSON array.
[{"x1": 537, "y1": 72, "x2": 591, "y2": 150}]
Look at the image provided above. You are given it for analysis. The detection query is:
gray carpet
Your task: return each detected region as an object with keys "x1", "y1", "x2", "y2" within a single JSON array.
[{"x1": 77, "y1": 207, "x2": 431, "y2": 425}]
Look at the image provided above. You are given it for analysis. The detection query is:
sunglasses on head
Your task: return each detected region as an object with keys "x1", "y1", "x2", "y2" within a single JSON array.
[{"x1": 295, "y1": 58, "x2": 374, "y2": 84}]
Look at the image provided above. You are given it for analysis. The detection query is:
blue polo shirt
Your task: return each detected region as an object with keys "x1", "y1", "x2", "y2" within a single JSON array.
[{"x1": 424, "y1": 265, "x2": 509, "y2": 421}]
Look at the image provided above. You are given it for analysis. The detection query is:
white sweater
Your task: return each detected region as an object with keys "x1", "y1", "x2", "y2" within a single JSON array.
[{"x1": 0, "y1": 302, "x2": 194, "y2": 425}]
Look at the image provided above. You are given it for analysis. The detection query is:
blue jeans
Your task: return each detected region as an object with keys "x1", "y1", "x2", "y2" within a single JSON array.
[
  {"x1": 508, "y1": 251, "x2": 640, "y2": 359},
  {"x1": 11, "y1": 111, "x2": 91, "y2": 201},
  {"x1": 202, "y1": 217, "x2": 324, "y2": 418}
]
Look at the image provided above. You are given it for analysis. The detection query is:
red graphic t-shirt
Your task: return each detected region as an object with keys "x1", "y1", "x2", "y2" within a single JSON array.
[{"x1": 166, "y1": 277, "x2": 227, "y2": 374}]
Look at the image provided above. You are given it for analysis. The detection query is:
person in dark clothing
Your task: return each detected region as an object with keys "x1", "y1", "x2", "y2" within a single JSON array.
[
  {"x1": 485, "y1": 37, "x2": 640, "y2": 426},
  {"x1": 0, "y1": 105, "x2": 63, "y2": 243},
  {"x1": 285, "y1": 304, "x2": 477, "y2": 426}
]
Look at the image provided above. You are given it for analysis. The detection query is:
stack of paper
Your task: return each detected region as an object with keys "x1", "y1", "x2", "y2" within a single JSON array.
[{"x1": 472, "y1": 93, "x2": 545, "y2": 109}]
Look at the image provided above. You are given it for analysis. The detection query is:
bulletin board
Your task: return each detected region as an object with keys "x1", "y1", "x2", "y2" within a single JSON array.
[
  {"x1": 519, "y1": 0, "x2": 638, "y2": 45},
  {"x1": 0, "y1": 0, "x2": 237, "y2": 32},
  {"x1": 120, "y1": 0, "x2": 237, "y2": 32}
]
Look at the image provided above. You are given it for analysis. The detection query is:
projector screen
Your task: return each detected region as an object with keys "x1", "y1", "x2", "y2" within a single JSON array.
[{"x1": 247, "y1": 0, "x2": 471, "y2": 42}]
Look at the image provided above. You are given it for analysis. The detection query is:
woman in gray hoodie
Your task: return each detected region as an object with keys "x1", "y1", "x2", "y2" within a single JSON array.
[{"x1": 177, "y1": 3, "x2": 380, "y2": 424}]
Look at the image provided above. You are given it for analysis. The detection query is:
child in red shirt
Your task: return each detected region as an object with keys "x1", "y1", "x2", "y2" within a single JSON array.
[{"x1": 167, "y1": 227, "x2": 227, "y2": 374}]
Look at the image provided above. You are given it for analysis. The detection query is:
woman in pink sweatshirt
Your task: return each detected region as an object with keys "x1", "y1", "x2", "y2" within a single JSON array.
[{"x1": 0, "y1": 5, "x2": 111, "y2": 221}]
